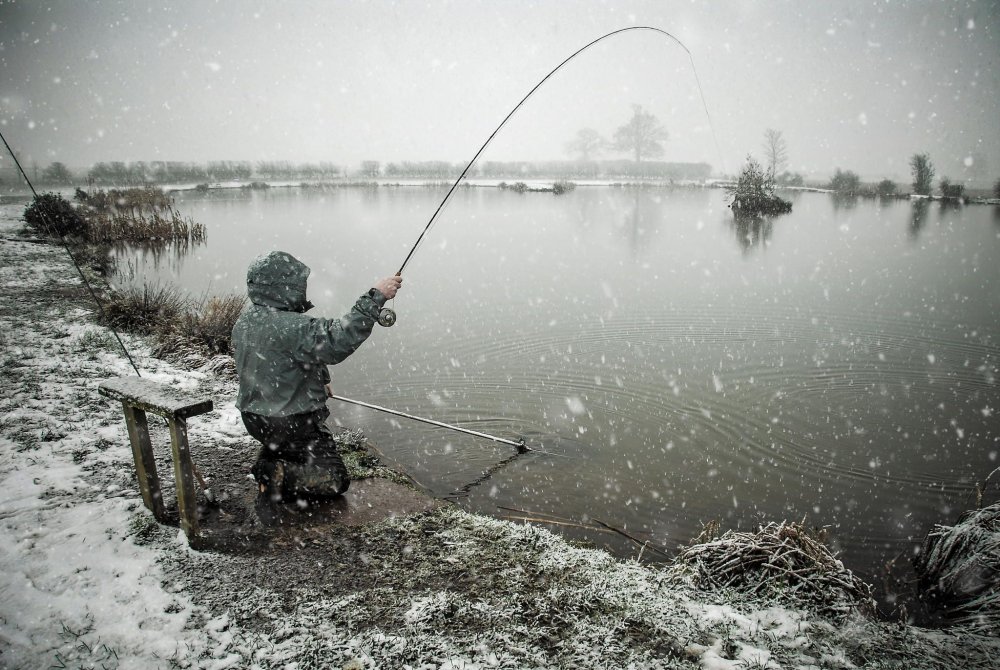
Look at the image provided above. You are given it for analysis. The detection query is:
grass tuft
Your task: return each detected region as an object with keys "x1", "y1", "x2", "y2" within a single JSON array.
[
  {"x1": 153, "y1": 293, "x2": 246, "y2": 361},
  {"x1": 101, "y1": 282, "x2": 189, "y2": 335}
]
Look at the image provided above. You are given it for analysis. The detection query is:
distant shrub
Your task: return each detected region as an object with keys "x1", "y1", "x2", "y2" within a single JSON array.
[
  {"x1": 994, "y1": 178, "x2": 1000, "y2": 199},
  {"x1": 510, "y1": 182, "x2": 529, "y2": 193},
  {"x1": 726, "y1": 155, "x2": 792, "y2": 216},
  {"x1": 195, "y1": 183, "x2": 210, "y2": 192},
  {"x1": 23, "y1": 193, "x2": 87, "y2": 237},
  {"x1": 552, "y1": 180, "x2": 576, "y2": 195},
  {"x1": 241, "y1": 181, "x2": 270, "y2": 190},
  {"x1": 939, "y1": 178, "x2": 965, "y2": 200},
  {"x1": 875, "y1": 179, "x2": 897, "y2": 197},
  {"x1": 828, "y1": 169, "x2": 861, "y2": 194},
  {"x1": 776, "y1": 171, "x2": 804, "y2": 187}
]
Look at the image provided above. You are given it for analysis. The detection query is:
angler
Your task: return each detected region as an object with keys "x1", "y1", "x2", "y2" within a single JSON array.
[{"x1": 231, "y1": 250, "x2": 401, "y2": 515}]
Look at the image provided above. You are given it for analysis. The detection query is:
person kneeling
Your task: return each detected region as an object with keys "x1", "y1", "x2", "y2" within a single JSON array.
[{"x1": 231, "y1": 250, "x2": 401, "y2": 509}]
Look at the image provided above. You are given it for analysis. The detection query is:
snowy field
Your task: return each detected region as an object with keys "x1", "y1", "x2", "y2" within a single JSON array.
[{"x1": 1, "y1": 203, "x2": 997, "y2": 669}]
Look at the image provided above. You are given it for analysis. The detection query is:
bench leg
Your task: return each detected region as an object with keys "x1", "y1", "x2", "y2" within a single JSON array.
[
  {"x1": 122, "y1": 404, "x2": 166, "y2": 522},
  {"x1": 167, "y1": 417, "x2": 200, "y2": 543}
]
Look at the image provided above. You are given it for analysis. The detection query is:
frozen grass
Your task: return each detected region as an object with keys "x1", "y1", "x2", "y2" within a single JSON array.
[
  {"x1": 915, "y1": 501, "x2": 1000, "y2": 632},
  {"x1": 100, "y1": 282, "x2": 245, "y2": 371},
  {"x1": 335, "y1": 426, "x2": 416, "y2": 487},
  {"x1": 677, "y1": 521, "x2": 876, "y2": 619}
]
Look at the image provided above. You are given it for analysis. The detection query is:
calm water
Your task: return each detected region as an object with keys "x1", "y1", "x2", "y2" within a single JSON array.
[{"x1": 123, "y1": 186, "x2": 1000, "y2": 603}]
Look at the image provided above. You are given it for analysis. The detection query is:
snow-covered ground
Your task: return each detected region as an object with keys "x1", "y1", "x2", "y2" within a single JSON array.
[{"x1": 1, "y1": 202, "x2": 997, "y2": 669}]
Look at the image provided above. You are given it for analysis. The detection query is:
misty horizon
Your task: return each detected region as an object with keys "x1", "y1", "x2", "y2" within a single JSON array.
[{"x1": 1, "y1": 1, "x2": 998, "y2": 186}]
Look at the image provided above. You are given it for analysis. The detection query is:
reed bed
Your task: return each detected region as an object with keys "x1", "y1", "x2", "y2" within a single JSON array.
[
  {"x1": 77, "y1": 187, "x2": 206, "y2": 243},
  {"x1": 79, "y1": 185, "x2": 174, "y2": 213},
  {"x1": 678, "y1": 520, "x2": 875, "y2": 618},
  {"x1": 914, "y1": 501, "x2": 1000, "y2": 632}
]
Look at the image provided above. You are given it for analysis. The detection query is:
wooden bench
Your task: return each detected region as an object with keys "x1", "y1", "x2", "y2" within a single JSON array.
[{"x1": 99, "y1": 377, "x2": 213, "y2": 546}]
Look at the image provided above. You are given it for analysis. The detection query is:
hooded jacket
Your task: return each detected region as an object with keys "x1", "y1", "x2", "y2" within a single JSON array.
[{"x1": 232, "y1": 251, "x2": 386, "y2": 417}]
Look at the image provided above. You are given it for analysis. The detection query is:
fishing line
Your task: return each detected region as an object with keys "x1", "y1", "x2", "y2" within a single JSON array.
[
  {"x1": 0, "y1": 129, "x2": 143, "y2": 377},
  {"x1": 393, "y1": 25, "x2": 724, "y2": 282}
]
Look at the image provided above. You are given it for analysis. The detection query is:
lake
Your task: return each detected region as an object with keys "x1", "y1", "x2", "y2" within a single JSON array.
[{"x1": 121, "y1": 185, "x2": 1000, "y2": 606}]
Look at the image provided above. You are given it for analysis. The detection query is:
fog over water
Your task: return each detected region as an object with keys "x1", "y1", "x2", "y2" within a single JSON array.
[{"x1": 1, "y1": 0, "x2": 998, "y2": 182}]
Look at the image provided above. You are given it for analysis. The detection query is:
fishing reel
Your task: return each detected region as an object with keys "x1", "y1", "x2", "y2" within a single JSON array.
[{"x1": 378, "y1": 306, "x2": 396, "y2": 327}]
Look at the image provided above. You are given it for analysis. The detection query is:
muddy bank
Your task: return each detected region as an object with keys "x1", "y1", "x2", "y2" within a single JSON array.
[{"x1": 1, "y1": 203, "x2": 997, "y2": 669}]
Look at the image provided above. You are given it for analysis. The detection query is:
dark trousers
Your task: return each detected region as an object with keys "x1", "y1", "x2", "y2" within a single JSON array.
[{"x1": 242, "y1": 409, "x2": 350, "y2": 497}]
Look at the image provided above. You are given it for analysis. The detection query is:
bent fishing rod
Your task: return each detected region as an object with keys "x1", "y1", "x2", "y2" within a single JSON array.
[
  {"x1": 359, "y1": 26, "x2": 720, "y2": 450},
  {"x1": 375, "y1": 25, "x2": 720, "y2": 329}
]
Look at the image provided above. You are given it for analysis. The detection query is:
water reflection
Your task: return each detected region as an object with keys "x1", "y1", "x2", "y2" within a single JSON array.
[
  {"x1": 909, "y1": 199, "x2": 930, "y2": 239},
  {"x1": 114, "y1": 238, "x2": 204, "y2": 282},
  {"x1": 830, "y1": 193, "x2": 859, "y2": 212},
  {"x1": 622, "y1": 189, "x2": 667, "y2": 257},
  {"x1": 728, "y1": 212, "x2": 774, "y2": 254}
]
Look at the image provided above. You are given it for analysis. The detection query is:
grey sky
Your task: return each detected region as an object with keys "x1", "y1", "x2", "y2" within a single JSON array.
[{"x1": 1, "y1": 0, "x2": 997, "y2": 182}]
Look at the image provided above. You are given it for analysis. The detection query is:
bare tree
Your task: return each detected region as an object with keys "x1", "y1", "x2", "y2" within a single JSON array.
[
  {"x1": 565, "y1": 128, "x2": 606, "y2": 161},
  {"x1": 613, "y1": 105, "x2": 668, "y2": 163},
  {"x1": 910, "y1": 153, "x2": 935, "y2": 195},
  {"x1": 762, "y1": 129, "x2": 788, "y2": 180}
]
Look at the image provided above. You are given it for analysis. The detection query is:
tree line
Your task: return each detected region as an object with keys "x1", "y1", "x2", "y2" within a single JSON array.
[
  {"x1": 738, "y1": 128, "x2": 996, "y2": 201},
  {"x1": 825, "y1": 153, "x2": 973, "y2": 200},
  {"x1": 12, "y1": 101, "x2": 1000, "y2": 199},
  {"x1": 25, "y1": 160, "x2": 344, "y2": 186}
]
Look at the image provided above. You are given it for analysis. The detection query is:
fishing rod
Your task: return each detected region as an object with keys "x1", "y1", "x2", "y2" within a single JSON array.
[
  {"x1": 0, "y1": 128, "x2": 143, "y2": 376},
  {"x1": 377, "y1": 25, "x2": 721, "y2": 328},
  {"x1": 330, "y1": 393, "x2": 529, "y2": 453}
]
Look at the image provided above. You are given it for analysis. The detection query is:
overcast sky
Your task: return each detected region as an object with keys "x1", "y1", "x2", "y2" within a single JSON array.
[{"x1": 1, "y1": 0, "x2": 997, "y2": 181}]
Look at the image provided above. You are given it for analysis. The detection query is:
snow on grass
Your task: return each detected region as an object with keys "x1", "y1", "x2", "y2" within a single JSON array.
[{"x1": 0, "y1": 213, "x2": 209, "y2": 666}]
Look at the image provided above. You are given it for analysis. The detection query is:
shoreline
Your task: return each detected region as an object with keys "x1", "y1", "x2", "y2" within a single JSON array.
[
  {"x1": 4, "y1": 180, "x2": 1000, "y2": 206},
  {"x1": 1, "y1": 203, "x2": 997, "y2": 668}
]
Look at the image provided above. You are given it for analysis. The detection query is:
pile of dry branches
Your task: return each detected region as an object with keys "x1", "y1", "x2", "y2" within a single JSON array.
[
  {"x1": 678, "y1": 521, "x2": 874, "y2": 618},
  {"x1": 914, "y1": 501, "x2": 1000, "y2": 632}
]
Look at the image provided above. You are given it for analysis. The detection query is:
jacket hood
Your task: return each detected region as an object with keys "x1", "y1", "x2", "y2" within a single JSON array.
[{"x1": 246, "y1": 251, "x2": 311, "y2": 311}]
